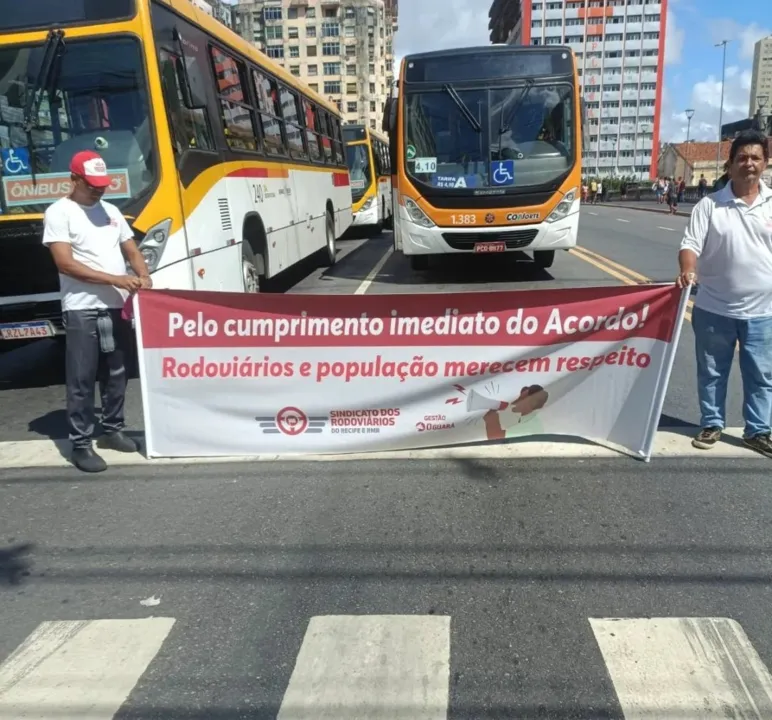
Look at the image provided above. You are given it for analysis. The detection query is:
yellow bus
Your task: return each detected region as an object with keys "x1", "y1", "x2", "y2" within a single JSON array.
[
  {"x1": 0, "y1": 0, "x2": 353, "y2": 342},
  {"x1": 383, "y1": 45, "x2": 582, "y2": 272},
  {"x1": 342, "y1": 124, "x2": 393, "y2": 233}
]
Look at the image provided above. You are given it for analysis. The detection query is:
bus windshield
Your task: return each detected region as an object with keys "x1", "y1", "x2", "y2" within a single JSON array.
[
  {"x1": 405, "y1": 83, "x2": 575, "y2": 190},
  {"x1": 0, "y1": 35, "x2": 155, "y2": 215},
  {"x1": 345, "y1": 142, "x2": 371, "y2": 199}
]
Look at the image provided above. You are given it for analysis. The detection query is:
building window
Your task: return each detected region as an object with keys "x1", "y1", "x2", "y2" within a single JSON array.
[
  {"x1": 322, "y1": 42, "x2": 340, "y2": 56},
  {"x1": 346, "y1": 82, "x2": 357, "y2": 93},
  {"x1": 288, "y1": 27, "x2": 299, "y2": 39},
  {"x1": 307, "y1": 45, "x2": 317, "y2": 57},
  {"x1": 266, "y1": 47, "x2": 283, "y2": 59},
  {"x1": 289, "y1": 46, "x2": 300, "y2": 58},
  {"x1": 263, "y1": 7, "x2": 282, "y2": 21},
  {"x1": 324, "y1": 62, "x2": 341, "y2": 75},
  {"x1": 265, "y1": 25, "x2": 283, "y2": 40},
  {"x1": 324, "y1": 81, "x2": 341, "y2": 94},
  {"x1": 308, "y1": 64, "x2": 318, "y2": 76},
  {"x1": 347, "y1": 101, "x2": 357, "y2": 112},
  {"x1": 322, "y1": 21, "x2": 340, "y2": 37},
  {"x1": 288, "y1": 8, "x2": 298, "y2": 20},
  {"x1": 346, "y1": 44, "x2": 356, "y2": 57},
  {"x1": 306, "y1": 25, "x2": 316, "y2": 38},
  {"x1": 290, "y1": 66, "x2": 300, "y2": 77}
]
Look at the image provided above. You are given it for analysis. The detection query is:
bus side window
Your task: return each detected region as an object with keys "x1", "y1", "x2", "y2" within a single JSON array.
[
  {"x1": 331, "y1": 116, "x2": 345, "y2": 165},
  {"x1": 319, "y1": 110, "x2": 333, "y2": 163},
  {"x1": 158, "y1": 49, "x2": 214, "y2": 154},
  {"x1": 252, "y1": 69, "x2": 287, "y2": 156},
  {"x1": 279, "y1": 85, "x2": 307, "y2": 160},
  {"x1": 372, "y1": 139, "x2": 383, "y2": 178},
  {"x1": 302, "y1": 98, "x2": 323, "y2": 163},
  {"x1": 209, "y1": 45, "x2": 258, "y2": 152}
]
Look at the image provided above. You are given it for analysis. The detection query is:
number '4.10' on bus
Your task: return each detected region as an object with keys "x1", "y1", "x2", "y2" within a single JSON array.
[{"x1": 0, "y1": 0, "x2": 353, "y2": 342}]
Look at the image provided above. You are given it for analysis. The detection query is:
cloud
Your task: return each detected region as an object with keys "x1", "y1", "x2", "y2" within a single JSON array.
[
  {"x1": 664, "y1": 8, "x2": 684, "y2": 65},
  {"x1": 710, "y1": 20, "x2": 772, "y2": 60},
  {"x1": 659, "y1": 66, "x2": 753, "y2": 142},
  {"x1": 394, "y1": 0, "x2": 491, "y2": 56}
]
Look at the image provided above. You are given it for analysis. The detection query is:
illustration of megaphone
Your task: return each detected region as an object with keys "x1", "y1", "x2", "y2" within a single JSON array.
[{"x1": 466, "y1": 388, "x2": 505, "y2": 412}]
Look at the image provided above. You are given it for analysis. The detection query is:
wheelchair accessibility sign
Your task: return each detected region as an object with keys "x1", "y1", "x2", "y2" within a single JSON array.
[
  {"x1": 1, "y1": 148, "x2": 31, "y2": 176},
  {"x1": 491, "y1": 160, "x2": 515, "y2": 187}
]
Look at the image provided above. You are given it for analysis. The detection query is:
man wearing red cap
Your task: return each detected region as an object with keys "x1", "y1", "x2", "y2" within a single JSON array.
[{"x1": 42, "y1": 151, "x2": 152, "y2": 472}]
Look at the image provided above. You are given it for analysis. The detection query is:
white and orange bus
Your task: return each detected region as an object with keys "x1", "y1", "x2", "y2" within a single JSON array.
[
  {"x1": 342, "y1": 124, "x2": 392, "y2": 233},
  {"x1": 383, "y1": 45, "x2": 583, "y2": 272},
  {"x1": 0, "y1": 0, "x2": 352, "y2": 342}
]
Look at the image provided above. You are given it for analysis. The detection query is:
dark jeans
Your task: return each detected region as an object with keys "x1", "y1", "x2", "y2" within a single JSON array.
[{"x1": 63, "y1": 308, "x2": 131, "y2": 449}]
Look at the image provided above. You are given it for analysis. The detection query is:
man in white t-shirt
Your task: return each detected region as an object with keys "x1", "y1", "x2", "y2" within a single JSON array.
[
  {"x1": 43, "y1": 151, "x2": 152, "y2": 472},
  {"x1": 677, "y1": 130, "x2": 772, "y2": 458}
]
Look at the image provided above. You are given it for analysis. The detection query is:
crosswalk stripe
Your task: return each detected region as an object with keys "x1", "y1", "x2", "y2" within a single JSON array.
[
  {"x1": 590, "y1": 617, "x2": 772, "y2": 718},
  {"x1": 277, "y1": 614, "x2": 451, "y2": 719},
  {"x1": 0, "y1": 617, "x2": 175, "y2": 719}
]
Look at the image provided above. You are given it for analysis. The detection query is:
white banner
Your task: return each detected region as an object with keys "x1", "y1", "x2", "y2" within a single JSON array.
[{"x1": 134, "y1": 284, "x2": 690, "y2": 461}]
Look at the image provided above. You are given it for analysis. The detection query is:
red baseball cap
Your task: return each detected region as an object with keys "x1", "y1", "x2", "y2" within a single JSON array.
[{"x1": 70, "y1": 150, "x2": 112, "y2": 188}]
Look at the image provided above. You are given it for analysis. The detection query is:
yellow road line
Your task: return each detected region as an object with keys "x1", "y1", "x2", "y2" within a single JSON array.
[{"x1": 568, "y1": 245, "x2": 695, "y2": 322}]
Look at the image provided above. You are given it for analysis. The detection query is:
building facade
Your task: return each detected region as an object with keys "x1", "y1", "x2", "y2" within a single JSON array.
[
  {"x1": 232, "y1": 0, "x2": 396, "y2": 129},
  {"x1": 189, "y1": 0, "x2": 234, "y2": 27},
  {"x1": 749, "y1": 35, "x2": 772, "y2": 119},
  {"x1": 488, "y1": 0, "x2": 667, "y2": 180}
]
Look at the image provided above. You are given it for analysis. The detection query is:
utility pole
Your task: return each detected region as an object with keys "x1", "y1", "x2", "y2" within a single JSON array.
[
  {"x1": 715, "y1": 40, "x2": 729, "y2": 180},
  {"x1": 685, "y1": 108, "x2": 694, "y2": 184}
]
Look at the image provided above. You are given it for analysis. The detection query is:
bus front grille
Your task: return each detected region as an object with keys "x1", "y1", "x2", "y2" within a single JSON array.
[
  {"x1": 0, "y1": 221, "x2": 60, "y2": 297},
  {"x1": 441, "y1": 228, "x2": 539, "y2": 251}
]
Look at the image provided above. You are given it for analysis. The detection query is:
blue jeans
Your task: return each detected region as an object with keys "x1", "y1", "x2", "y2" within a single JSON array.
[{"x1": 692, "y1": 306, "x2": 772, "y2": 437}]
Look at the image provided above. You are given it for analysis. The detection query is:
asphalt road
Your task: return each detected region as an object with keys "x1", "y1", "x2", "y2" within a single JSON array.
[
  {"x1": 2, "y1": 207, "x2": 770, "y2": 718},
  {"x1": 0, "y1": 204, "x2": 743, "y2": 443}
]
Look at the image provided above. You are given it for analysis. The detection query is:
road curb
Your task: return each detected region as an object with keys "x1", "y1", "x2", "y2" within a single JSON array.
[
  {"x1": 598, "y1": 203, "x2": 692, "y2": 218},
  {"x1": 0, "y1": 427, "x2": 765, "y2": 470}
]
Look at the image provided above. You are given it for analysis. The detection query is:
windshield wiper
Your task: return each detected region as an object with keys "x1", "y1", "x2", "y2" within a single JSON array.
[
  {"x1": 498, "y1": 79, "x2": 534, "y2": 137},
  {"x1": 442, "y1": 83, "x2": 481, "y2": 133},
  {"x1": 22, "y1": 29, "x2": 65, "y2": 184}
]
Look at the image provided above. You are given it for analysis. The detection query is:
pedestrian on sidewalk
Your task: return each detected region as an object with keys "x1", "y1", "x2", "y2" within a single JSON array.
[
  {"x1": 43, "y1": 151, "x2": 152, "y2": 473},
  {"x1": 665, "y1": 177, "x2": 678, "y2": 214},
  {"x1": 676, "y1": 130, "x2": 772, "y2": 458}
]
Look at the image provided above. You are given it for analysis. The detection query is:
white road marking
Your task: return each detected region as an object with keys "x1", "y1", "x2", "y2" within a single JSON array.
[
  {"x1": 277, "y1": 615, "x2": 450, "y2": 720},
  {"x1": 587, "y1": 211, "x2": 599, "y2": 215},
  {"x1": 0, "y1": 427, "x2": 764, "y2": 469},
  {"x1": 0, "y1": 618, "x2": 175, "y2": 718},
  {"x1": 658, "y1": 226, "x2": 676, "y2": 232},
  {"x1": 354, "y1": 246, "x2": 394, "y2": 295},
  {"x1": 590, "y1": 617, "x2": 772, "y2": 718},
  {"x1": 617, "y1": 218, "x2": 630, "y2": 223}
]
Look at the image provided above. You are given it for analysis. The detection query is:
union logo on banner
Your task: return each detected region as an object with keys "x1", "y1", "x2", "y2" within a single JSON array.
[{"x1": 255, "y1": 407, "x2": 327, "y2": 436}]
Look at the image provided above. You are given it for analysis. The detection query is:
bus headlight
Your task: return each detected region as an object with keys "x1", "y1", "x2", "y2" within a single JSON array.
[
  {"x1": 360, "y1": 196, "x2": 375, "y2": 211},
  {"x1": 136, "y1": 218, "x2": 172, "y2": 273},
  {"x1": 545, "y1": 189, "x2": 578, "y2": 223},
  {"x1": 404, "y1": 197, "x2": 435, "y2": 228}
]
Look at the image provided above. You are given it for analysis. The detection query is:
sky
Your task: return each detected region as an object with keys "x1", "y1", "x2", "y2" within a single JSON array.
[{"x1": 392, "y1": 0, "x2": 771, "y2": 143}]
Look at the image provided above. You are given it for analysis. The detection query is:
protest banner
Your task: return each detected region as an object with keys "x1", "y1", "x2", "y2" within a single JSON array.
[{"x1": 133, "y1": 283, "x2": 690, "y2": 461}]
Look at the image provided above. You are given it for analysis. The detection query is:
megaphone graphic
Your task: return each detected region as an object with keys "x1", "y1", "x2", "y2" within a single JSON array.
[{"x1": 466, "y1": 388, "x2": 506, "y2": 412}]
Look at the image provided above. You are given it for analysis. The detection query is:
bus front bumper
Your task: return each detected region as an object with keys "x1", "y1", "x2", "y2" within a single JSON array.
[
  {"x1": 351, "y1": 200, "x2": 379, "y2": 227},
  {"x1": 397, "y1": 210, "x2": 579, "y2": 256}
]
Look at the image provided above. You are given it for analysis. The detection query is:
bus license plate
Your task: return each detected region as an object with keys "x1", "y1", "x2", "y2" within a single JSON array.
[
  {"x1": 0, "y1": 321, "x2": 56, "y2": 340},
  {"x1": 474, "y1": 241, "x2": 506, "y2": 253}
]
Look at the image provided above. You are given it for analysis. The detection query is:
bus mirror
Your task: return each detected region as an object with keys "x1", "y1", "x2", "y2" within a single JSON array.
[
  {"x1": 381, "y1": 99, "x2": 392, "y2": 132},
  {"x1": 174, "y1": 27, "x2": 208, "y2": 110}
]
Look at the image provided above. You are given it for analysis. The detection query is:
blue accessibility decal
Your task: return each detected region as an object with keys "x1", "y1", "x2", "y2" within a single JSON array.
[
  {"x1": 1, "y1": 147, "x2": 31, "y2": 177},
  {"x1": 490, "y1": 159, "x2": 515, "y2": 187}
]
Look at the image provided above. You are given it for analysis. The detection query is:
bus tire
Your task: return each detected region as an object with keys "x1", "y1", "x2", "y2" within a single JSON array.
[
  {"x1": 321, "y1": 208, "x2": 337, "y2": 267},
  {"x1": 410, "y1": 255, "x2": 429, "y2": 271},
  {"x1": 242, "y1": 242, "x2": 263, "y2": 293},
  {"x1": 533, "y1": 250, "x2": 555, "y2": 269}
]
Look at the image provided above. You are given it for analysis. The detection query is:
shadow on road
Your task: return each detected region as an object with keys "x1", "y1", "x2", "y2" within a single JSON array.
[{"x1": 0, "y1": 542, "x2": 33, "y2": 586}]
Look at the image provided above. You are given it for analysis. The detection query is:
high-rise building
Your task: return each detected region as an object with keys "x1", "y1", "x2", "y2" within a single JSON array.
[
  {"x1": 749, "y1": 35, "x2": 772, "y2": 120},
  {"x1": 189, "y1": 0, "x2": 234, "y2": 27},
  {"x1": 232, "y1": 0, "x2": 397, "y2": 129},
  {"x1": 488, "y1": 0, "x2": 667, "y2": 180}
]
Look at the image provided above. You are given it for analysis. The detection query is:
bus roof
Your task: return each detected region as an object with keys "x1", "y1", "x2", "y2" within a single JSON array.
[
  {"x1": 402, "y1": 44, "x2": 572, "y2": 62},
  {"x1": 157, "y1": 0, "x2": 343, "y2": 117}
]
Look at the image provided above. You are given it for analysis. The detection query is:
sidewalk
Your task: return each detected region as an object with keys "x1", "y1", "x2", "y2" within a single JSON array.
[{"x1": 595, "y1": 198, "x2": 697, "y2": 218}]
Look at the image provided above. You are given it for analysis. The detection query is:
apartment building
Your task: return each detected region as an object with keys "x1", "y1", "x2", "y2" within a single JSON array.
[
  {"x1": 749, "y1": 35, "x2": 772, "y2": 119},
  {"x1": 488, "y1": 0, "x2": 667, "y2": 180},
  {"x1": 190, "y1": 0, "x2": 234, "y2": 27},
  {"x1": 232, "y1": 0, "x2": 397, "y2": 129}
]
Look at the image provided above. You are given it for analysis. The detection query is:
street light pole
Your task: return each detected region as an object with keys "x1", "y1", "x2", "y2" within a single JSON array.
[
  {"x1": 715, "y1": 40, "x2": 729, "y2": 180},
  {"x1": 685, "y1": 108, "x2": 694, "y2": 184}
]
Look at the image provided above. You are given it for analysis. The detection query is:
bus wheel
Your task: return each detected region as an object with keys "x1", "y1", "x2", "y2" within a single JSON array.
[
  {"x1": 410, "y1": 255, "x2": 429, "y2": 271},
  {"x1": 533, "y1": 250, "x2": 555, "y2": 269},
  {"x1": 242, "y1": 244, "x2": 261, "y2": 293},
  {"x1": 321, "y1": 209, "x2": 337, "y2": 267}
]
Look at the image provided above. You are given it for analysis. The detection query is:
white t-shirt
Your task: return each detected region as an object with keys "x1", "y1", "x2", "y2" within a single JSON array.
[
  {"x1": 42, "y1": 197, "x2": 134, "y2": 311},
  {"x1": 679, "y1": 181, "x2": 772, "y2": 319}
]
